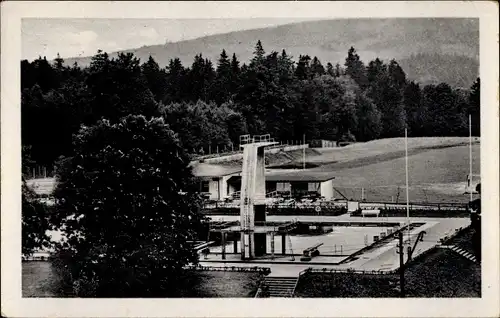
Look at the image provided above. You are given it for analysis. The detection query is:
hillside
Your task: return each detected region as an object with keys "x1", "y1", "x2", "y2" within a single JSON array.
[
  {"x1": 398, "y1": 53, "x2": 478, "y2": 88},
  {"x1": 62, "y1": 18, "x2": 479, "y2": 87}
]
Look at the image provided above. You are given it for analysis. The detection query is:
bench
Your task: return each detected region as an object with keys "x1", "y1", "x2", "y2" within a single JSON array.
[
  {"x1": 303, "y1": 243, "x2": 324, "y2": 258},
  {"x1": 361, "y1": 209, "x2": 380, "y2": 217}
]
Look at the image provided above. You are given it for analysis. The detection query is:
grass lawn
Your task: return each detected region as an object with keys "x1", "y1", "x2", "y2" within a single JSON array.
[
  {"x1": 295, "y1": 249, "x2": 480, "y2": 298},
  {"x1": 320, "y1": 143, "x2": 480, "y2": 203},
  {"x1": 174, "y1": 270, "x2": 262, "y2": 298},
  {"x1": 22, "y1": 261, "x2": 261, "y2": 297},
  {"x1": 310, "y1": 137, "x2": 478, "y2": 164},
  {"x1": 443, "y1": 226, "x2": 475, "y2": 256},
  {"x1": 22, "y1": 261, "x2": 71, "y2": 297}
]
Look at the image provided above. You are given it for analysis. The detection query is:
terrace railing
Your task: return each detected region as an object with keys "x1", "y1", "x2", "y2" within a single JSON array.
[
  {"x1": 303, "y1": 267, "x2": 399, "y2": 275},
  {"x1": 185, "y1": 265, "x2": 271, "y2": 274}
]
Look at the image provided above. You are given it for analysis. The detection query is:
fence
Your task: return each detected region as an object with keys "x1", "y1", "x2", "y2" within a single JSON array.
[
  {"x1": 24, "y1": 165, "x2": 57, "y2": 180},
  {"x1": 349, "y1": 202, "x2": 469, "y2": 218},
  {"x1": 201, "y1": 204, "x2": 347, "y2": 216},
  {"x1": 202, "y1": 199, "x2": 468, "y2": 217},
  {"x1": 301, "y1": 267, "x2": 398, "y2": 275},
  {"x1": 332, "y1": 185, "x2": 474, "y2": 204},
  {"x1": 185, "y1": 265, "x2": 271, "y2": 274}
]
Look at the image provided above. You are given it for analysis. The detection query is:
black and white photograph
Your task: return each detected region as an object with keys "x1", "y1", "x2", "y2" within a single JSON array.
[{"x1": 1, "y1": 1, "x2": 499, "y2": 317}]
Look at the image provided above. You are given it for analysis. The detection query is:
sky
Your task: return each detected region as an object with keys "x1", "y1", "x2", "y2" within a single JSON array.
[{"x1": 21, "y1": 18, "x2": 318, "y2": 61}]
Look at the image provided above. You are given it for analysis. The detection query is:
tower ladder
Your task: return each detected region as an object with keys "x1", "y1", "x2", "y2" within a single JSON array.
[{"x1": 287, "y1": 235, "x2": 295, "y2": 261}]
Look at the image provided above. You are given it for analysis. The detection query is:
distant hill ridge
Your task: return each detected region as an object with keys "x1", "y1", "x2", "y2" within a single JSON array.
[{"x1": 61, "y1": 18, "x2": 479, "y2": 87}]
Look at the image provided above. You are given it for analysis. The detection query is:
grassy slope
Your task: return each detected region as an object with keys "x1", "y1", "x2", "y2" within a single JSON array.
[
  {"x1": 305, "y1": 138, "x2": 480, "y2": 203},
  {"x1": 61, "y1": 18, "x2": 478, "y2": 87},
  {"x1": 295, "y1": 249, "x2": 481, "y2": 298},
  {"x1": 309, "y1": 137, "x2": 477, "y2": 164},
  {"x1": 445, "y1": 227, "x2": 475, "y2": 255}
]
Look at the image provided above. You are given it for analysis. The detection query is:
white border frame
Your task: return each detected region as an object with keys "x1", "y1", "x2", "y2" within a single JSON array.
[{"x1": 2, "y1": 1, "x2": 499, "y2": 317}]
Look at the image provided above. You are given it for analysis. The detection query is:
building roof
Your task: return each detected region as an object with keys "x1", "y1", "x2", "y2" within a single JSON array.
[
  {"x1": 191, "y1": 161, "x2": 336, "y2": 182},
  {"x1": 265, "y1": 170, "x2": 335, "y2": 182},
  {"x1": 190, "y1": 162, "x2": 242, "y2": 178}
]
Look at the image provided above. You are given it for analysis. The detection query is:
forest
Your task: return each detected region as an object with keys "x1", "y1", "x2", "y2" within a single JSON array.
[{"x1": 21, "y1": 40, "x2": 480, "y2": 172}]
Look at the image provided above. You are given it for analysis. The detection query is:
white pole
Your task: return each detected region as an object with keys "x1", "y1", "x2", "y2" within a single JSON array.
[
  {"x1": 303, "y1": 134, "x2": 306, "y2": 170},
  {"x1": 405, "y1": 128, "x2": 410, "y2": 243},
  {"x1": 469, "y1": 114, "x2": 473, "y2": 201}
]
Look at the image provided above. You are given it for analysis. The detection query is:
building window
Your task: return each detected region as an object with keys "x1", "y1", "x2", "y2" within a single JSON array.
[{"x1": 201, "y1": 181, "x2": 209, "y2": 193}]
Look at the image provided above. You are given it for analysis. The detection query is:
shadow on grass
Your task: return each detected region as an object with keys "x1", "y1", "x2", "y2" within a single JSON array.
[{"x1": 295, "y1": 249, "x2": 480, "y2": 298}]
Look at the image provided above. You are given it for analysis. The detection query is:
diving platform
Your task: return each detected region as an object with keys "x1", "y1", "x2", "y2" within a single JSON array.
[{"x1": 239, "y1": 134, "x2": 279, "y2": 259}]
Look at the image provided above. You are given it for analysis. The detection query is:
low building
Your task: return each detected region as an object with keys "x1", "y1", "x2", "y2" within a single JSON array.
[{"x1": 191, "y1": 162, "x2": 335, "y2": 201}]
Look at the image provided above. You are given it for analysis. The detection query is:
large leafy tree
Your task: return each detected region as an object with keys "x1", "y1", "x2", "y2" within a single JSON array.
[
  {"x1": 354, "y1": 92, "x2": 382, "y2": 142},
  {"x1": 22, "y1": 147, "x2": 52, "y2": 256},
  {"x1": 161, "y1": 100, "x2": 243, "y2": 153},
  {"x1": 52, "y1": 115, "x2": 204, "y2": 297},
  {"x1": 22, "y1": 180, "x2": 52, "y2": 256},
  {"x1": 421, "y1": 83, "x2": 467, "y2": 136}
]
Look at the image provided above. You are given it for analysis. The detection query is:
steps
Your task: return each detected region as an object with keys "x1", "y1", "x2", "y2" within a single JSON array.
[
  {"x1": 441, "y1": 245, "x2": 478, "y2": 263},
  {"x1": 449, "y1": 245, "x2": 477, "y2": 263},
  {"x1": 260, "y1": 276, "x2": 299, "y2": 297}
]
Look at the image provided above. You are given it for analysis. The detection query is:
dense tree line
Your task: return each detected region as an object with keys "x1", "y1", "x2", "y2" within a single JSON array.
[{"x1": 21, "y1": 41, "x2": 480, "y2": 169}]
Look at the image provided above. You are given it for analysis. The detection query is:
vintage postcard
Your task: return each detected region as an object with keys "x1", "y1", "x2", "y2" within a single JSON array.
[{"x1": 1, "y1": 1, "x2": 499, "y2": 317}]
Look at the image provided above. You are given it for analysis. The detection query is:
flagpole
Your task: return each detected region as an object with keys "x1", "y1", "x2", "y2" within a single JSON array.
[
  {"x1": 405, "y1": 129, "x2": 410, "y2": 243},
  {"x1": 303, "y1": 134, "x2": 306, "y2": 170},
  {"x1": 469, "y1": 114, "x2": 473, "y2": 201}
]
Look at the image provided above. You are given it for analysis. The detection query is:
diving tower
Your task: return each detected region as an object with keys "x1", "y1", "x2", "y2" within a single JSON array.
[{"x1": 239, "y1": 134, "x2": 278, "y2": 259}]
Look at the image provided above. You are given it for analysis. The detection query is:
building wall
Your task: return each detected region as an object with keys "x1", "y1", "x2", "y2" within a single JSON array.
[
  {"x1": 204, "y1": 177, "x2": 334, "y2": 201},
  {"x1": 220, "y1": 175, "x2": 230, "y2": 198},
  {"x1": 208, "y1": 179, "x2": 220, "y2": 200},
  {"x1": 276, "y1": 182, "x2": 291, "y2": 192},
  {"x1": 321, "y1": 140, "x2": 337, "y2": 148},
  {"x1": 320, "y1": 179, "x2": 334, "y2": 200},
  {"x1": 308, "y1": 182, "x2": 320, "y2": 192}
]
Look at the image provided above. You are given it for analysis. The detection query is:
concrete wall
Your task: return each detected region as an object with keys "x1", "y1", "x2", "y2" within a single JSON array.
[
  {"x1": 269, "y1": 144, "x2": 308, "y2": 153},
  {"x1": 320, "y1": 179, "x2": 334, "y2": 200},
  {"x1": 203, "y1": 153, "x2": 243, "y2": 164}
]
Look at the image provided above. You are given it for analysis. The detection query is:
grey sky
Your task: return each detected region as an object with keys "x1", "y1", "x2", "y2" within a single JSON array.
[{"x1": 22, "y1": 18, "x2": 318, "y2": 61}]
